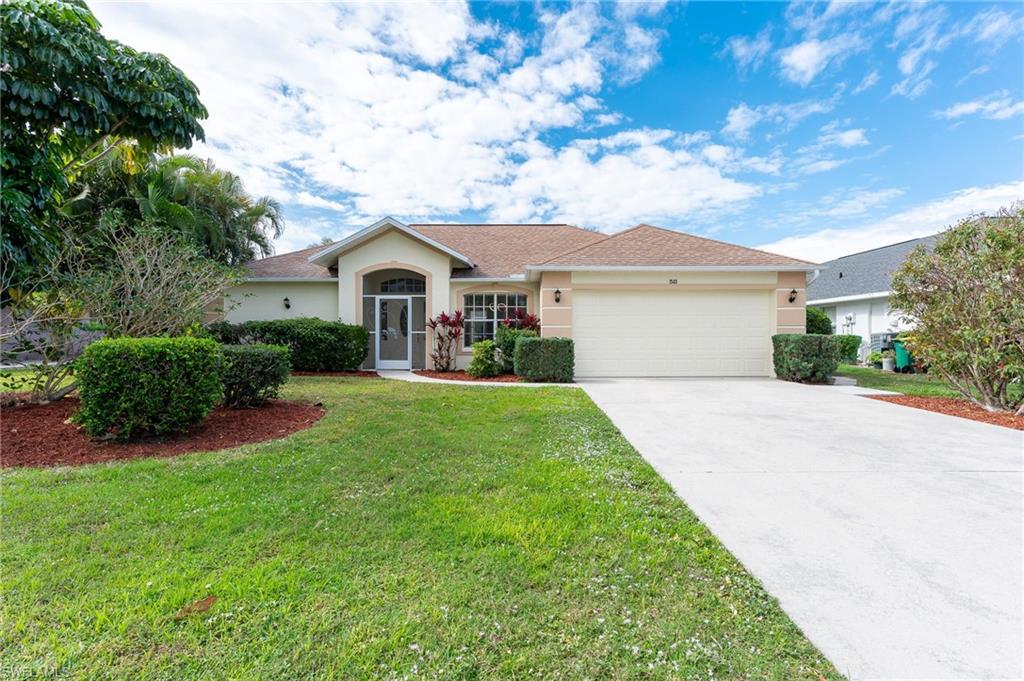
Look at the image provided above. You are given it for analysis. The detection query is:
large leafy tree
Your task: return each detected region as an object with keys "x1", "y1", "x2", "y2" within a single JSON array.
[
  {"x1": 891, "y1": 205, "x2": 1024, "y2": 414},
  {"x1": 63, "y1": 149, "x2": 283, "y2": 265},
  {"x1": 0, "y1": 0, "x2": 207, "y2": 287}
]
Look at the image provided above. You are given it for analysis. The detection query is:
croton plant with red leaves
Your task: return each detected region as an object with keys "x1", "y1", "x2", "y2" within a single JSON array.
[
  {"x1": 501, "y1": 309, "x2": 541, "y2": 333},
  {"x1": 426, "y1": 310, "x2": 464, "y2": 371}
]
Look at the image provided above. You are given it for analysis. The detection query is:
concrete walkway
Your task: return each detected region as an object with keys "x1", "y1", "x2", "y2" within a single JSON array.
[
  {"x1": 378, "y1": 370, "x2": 579, "y2": 388},
  {"x1": 581, "y1": 377, "x2": 1023, "y2": 680}
]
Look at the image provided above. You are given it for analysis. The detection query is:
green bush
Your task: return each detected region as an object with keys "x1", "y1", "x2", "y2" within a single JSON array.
[
  {"x1": 206, "y1": 318, "x2": 368, "y2": 371},
  {"x1": 806, "y1": 306, "x2": 833, "y2": 335},
  {"x1": 835, "y1": 334, "x2": 862, "y2": 363},
  {"x1": 221, "y1": 344, "x2": 291, "y2": 408},
  {"x1": 494, "y1": 325, "x2": 538, "y2": 373},
  {"x1": 466, "y1": 340, "x2": 501, "y2": 378},
  {"x1": 204, "y1": 320, "x2": 247, "y2": 344},
  {"x1": 74, "y1": 337, "x2": 223, "y2": 441},
  {"x1": 772, "y1": 334, "x2": 840, "y2": 384},
  {"x1": 513, "y1": 337, "x2": 574, "y2": 383}
]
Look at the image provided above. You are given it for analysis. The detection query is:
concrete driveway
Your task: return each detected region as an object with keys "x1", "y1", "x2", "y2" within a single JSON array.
[{"x1": 581, "y1": 378, "x2": 1023, "y2": 681}]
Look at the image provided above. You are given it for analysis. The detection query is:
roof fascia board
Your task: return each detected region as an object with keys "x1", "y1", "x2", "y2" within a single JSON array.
[
  {"x1": 806, "y1": 291, "x2": 891, "y2": 305},
  {"x1": 526, "y1": 264, "x2": 821, "y2": 273},
  {"x1": 308, "y1": 217, "x2": 474, "y2": 268}
]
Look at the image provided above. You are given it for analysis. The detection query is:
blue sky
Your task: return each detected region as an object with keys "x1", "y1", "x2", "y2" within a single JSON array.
[{"x1": 92, "y1": 1, "x2": 1023, "y2": 261}]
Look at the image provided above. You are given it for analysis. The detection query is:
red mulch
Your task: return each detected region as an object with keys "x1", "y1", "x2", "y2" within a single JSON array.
[
  {"x1": 869, "y1": 395, "x2": 1024, "y2": 431},
  {"x1": 1, "y1": 398, "x2": 324, "y2": 468},
  {"x1": 291, "y1": 370, "x2": 380, "y2": 378},
  {"x1": 413, "y1": 370, "x2": 522, "y2": 383}
]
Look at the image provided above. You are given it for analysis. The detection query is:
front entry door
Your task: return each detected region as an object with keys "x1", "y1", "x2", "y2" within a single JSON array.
[{"x1": 376, "y1": 296, "x2": 411, "y2": 370}]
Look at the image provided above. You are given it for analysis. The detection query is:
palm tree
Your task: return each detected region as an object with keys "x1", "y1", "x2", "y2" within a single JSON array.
[{"x1": 63, "y1": 147, "x2": 283, "y2": 265}]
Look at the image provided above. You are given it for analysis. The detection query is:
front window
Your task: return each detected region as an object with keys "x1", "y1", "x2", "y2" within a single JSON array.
[{"x1": 463, "y1": 293, "x2": 527, "y2": 348}]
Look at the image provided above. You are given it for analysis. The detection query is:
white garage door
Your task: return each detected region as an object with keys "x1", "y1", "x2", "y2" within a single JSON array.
[{"x1": 573, "y1": 289, "x2": 773, "y2": 377}]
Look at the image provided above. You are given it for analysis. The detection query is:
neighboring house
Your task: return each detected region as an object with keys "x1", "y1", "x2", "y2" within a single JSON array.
[
  {"x1": 225, "y1": 217, "x2": 815, "y2": 377},
  {"x1": 806, "y1": 234, "x2": 938, "y2": 356}
]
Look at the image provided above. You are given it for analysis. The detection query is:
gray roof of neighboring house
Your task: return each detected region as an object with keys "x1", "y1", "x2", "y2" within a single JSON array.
[{"x1": 807, "y1": 234, "x2": 940, "y2": 302}]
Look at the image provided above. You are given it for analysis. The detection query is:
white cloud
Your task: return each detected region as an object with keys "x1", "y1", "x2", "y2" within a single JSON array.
[
  {"x1": 852, "y1": 69, "x2": 880, "y2": 94},
  {"x1": 778, "y1": 34, "x2": 865, "y2": 86},
  {"x1": 722, "y1": 26, "x2": 772, "y2": 74},
  {"x1": 758, "y1": 180, "x2": 1024, "y2": 262},
  {"x1": 722, "y1": 97, "x2": 836, "y2": 140},
  {"x1": 956, "y1": 65, "x2": 990, "y2": 87},
  {"x1": 91, "y1": 1, "x2": 710, "y2": 247},
  {"x1": 816, "y1": 122, "x2": 869, "y2": 148},
  {"x1": 934, "y1": 90, "x2": 1024, "y2": 121},
  {"x1": 961, "y1": 8, "x2": 1024, "y2": 50}
]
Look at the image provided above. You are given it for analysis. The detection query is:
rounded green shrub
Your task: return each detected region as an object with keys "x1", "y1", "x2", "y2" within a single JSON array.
[
  {"x1": 772, "y1": 334, "x2": 840, "y2": 384},
  {"x1": 221, "y1": 344, "x2": 291, "y2": 408},
  {"x1": 467, "y1": 340, "x2": 501, "y2": 378},
  {"x1": 513, "y1": 337, "x2": 574, "y2": 383},
  {"x1": 806, "y1": 306, "x2": 833, "y2": 335},
  {"x1": 74, "y1": 337, "x2": 224, "y2": 441},
  {"x1": 835, "y1": 334, "x2": 862, "y2": 363},
  {"x1": 494, "y1": 325, "x2": 538, "y2": 373}
]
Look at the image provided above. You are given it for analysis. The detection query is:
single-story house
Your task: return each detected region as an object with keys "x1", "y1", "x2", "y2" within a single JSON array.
[
  {"x1": 806, "y1": 234, "x2": 938, "y2": 356},
  {"x1": 225, "y1": 217, "x2": 816, "y2": 377}
]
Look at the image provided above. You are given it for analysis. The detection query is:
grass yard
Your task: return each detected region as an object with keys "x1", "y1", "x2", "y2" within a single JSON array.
[
  {"x1": 836, "y1": 364, "x2": 1024, "y2": 402},
  {"x1": 2, "y1": 377, "x2": 840, "y2": 679},
  {"x1": 835, "y1": 364, "x2": 963, "y2": 398}
]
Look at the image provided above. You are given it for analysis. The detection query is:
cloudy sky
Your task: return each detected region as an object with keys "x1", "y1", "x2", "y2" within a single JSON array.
[{"x1": 92, "y1": 1, "x2": 1023, "y2": 262}]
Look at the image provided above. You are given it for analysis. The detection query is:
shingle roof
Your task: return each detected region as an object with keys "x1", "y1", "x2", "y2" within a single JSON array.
[
  {"x1": 806, "y1": 234, "x2": 940, "y2": 302},
  {"x1": 410, "y1": 224, "x2": 605, "y2": 278},
  {"x1": 244, "y1": 222, "x2": 815, "y2": 279},
  {"x1": 534, "y1": 224, "x2": 816, "y2": 268},
  {"x1": 245, "y1": 243, "x2": 338, "y2": 279}
]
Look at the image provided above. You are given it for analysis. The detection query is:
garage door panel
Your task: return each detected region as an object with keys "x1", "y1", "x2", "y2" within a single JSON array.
[{"x1": 573, "y1": 290, "x2": 772, "y2": 377}]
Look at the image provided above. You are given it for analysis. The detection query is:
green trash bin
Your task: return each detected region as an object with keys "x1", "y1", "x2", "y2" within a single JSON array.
[{"x1": 892, "y1": 339, "x2": 913, "y2": 373}]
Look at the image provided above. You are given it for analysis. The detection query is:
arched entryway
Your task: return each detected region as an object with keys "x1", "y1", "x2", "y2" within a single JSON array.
[{"x1": 361, "y1": 268, "x2": 427, "y2": 370}]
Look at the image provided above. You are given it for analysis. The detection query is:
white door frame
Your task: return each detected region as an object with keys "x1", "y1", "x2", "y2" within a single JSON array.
[{"x1": 375, "y1": 295, "x2": 413, "y2": 370}]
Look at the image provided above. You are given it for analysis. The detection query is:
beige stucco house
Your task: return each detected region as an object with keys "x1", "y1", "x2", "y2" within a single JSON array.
[{"x1": 224, "y1": 217, "x2": 815, "y2": 376}]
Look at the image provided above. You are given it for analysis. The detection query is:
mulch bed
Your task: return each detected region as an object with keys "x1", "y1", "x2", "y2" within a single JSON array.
[
  {"x1": 414, "y1": 370, "x2": 522, "y2": 383},
  {"x1": 291, "y1": 370, "x2": 380, "y2": 378},
  {"x1": 1, "y1": 398, "x2": 324, "y2": 468},
  {"x1": 869, "y1": 395, "x2": 1024, "y2": 431}
]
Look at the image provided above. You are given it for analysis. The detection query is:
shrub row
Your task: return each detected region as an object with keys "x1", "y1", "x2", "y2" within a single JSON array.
[
  {"x1": 494, "y1": 325, "x2": 537, "y2": 373},
  {"x1": 772, "y1": 334, "x2": 840, "y2": 384},
  {"x1": 835, "y1": 334, "x2": 862, "y2": 363},
  {"x1": 75, "y1": 337, "x2": 292, "y2": 441},
  {"x1": 206, "y1": 318, "x2": 368, "y2": 371},
  {"x1": 514, "y1": 337, "x2": 574, "y2": 383}
]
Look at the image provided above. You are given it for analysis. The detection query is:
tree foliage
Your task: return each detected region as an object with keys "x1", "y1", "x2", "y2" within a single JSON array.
[
  {"x1": 891, "y1": 205, "x2": 1024, "y2": 414},
  {"x1": 63, "y1": 149, "x2": 283, "y2": 265},
  {"x1": 805, "y1": 306, "x2": 833, "y2": 335},
  {"x1": 0, "y1": 0, "x2": 207, "y2": 285},
  {"x1": 75, "y1": 223, "x2": 244, "y2": 338}
]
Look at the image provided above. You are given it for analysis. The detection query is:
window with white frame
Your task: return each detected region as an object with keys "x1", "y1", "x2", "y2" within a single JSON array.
[{"x1": 463, "y1": 293, "x2": 527, "y2": 348}]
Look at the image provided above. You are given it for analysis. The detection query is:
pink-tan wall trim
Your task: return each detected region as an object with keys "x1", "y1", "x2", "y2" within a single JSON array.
[
  {"x1": 540, "y1": 271, "x2": 572, "y2": 338},
  {"x1": 776, "y1": 271, "x2": 806, "y2": 334}
]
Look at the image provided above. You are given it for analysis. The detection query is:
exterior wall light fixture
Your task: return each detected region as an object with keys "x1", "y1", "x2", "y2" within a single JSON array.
[
  {"x1": 788, "y1": 289, "x2": 798, "y2": 303},
  {"x1": 283, "y1": 297, "x2": 291, "y2": 309},
  {"x1": 554, "y1": 288, "x2": 561, "y2": 303}
]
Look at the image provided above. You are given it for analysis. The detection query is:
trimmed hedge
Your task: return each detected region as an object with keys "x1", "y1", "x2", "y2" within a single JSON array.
[
  {"x1": 221, "y1": 344, "x2": 291, "y2": 408},
  {"x1": 206, "y1": 318, "x2": 368, "y2": 371},
  {"x1": 835, "y1": 334, "x2": 862, "y2": 363},
  {"x1": 513, "y1": 337, "x2": 574, "y2": 383},
  {"x1": 772, "y1": 334, "x2": 840, "y2": 384},
  {"x1": 74, "y1": 337, "x2": 223, "y2": 441},
  {"x1": 467, "y1": 340, "x2": 500, "y2": 378},
  {"x1": 806, "y1": 306, "x2": 833, "y2": 335},
  {"x1": 494, "y1": 325, "x2": 538, "y2": 373}
]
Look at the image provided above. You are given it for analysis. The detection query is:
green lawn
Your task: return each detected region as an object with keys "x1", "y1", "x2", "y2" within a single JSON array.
[
  {"x1": 2, "y1": 377, "x2": 840, "y2": 679},
  {"x1": 835, "y1": 363, "x2": 1023, "y2": 402},
  {"x1": 835, "y1": 364, "x2": 963, "y2": 398}
]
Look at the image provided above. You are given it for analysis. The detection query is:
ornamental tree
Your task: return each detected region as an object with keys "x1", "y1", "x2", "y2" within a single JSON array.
[
  {"x1": 890, "y1": 205, "x2": 1024, "y2": 414},
  {"x1": 426, "y1": 310, "x2": 464, "y2": 371},
  {"x1": 1, "y1": 0, "x2": 207, "y2": 287}
]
